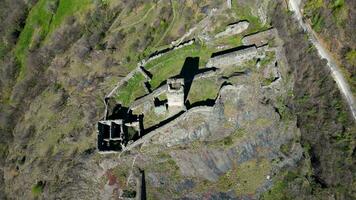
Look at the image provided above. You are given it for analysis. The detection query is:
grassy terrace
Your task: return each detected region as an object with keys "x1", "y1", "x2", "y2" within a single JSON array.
[
  {"x1": 114, "y1": 73, "x2": 146, "y2": 106},
  {"x1": 187, "y1": 78, "x2": 220, "y2": 104},
  {"x1": 15, "y1": 0, "x2": 92, "y2": 79},
  {"x1": 146, "y1": 43, "x2": 214, "y2": 89}
]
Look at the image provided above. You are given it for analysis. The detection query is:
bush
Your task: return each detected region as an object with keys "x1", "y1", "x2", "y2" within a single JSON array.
[
  {"x1": 31, "y1": 181, "x2": 44, "y2": 196},
  {"x1": 345, "y1": 50, "x2": 356, "y2": 66}
]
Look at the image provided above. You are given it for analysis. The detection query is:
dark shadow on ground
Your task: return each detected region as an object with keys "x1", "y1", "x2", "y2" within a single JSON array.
[
  {"x1": 107, "y1": 104, "x2": 137, "y2": 122},
  {"x1": 140, "y1": 66, "x2": 153, "y2": 79},
  {"x1": 186, "y1": 99, "x2": 215, "y2": 109},
  {"x1": 140, "y1": 169, "x2": 146, "y2": 200},
  {"x1": 177, "y1": 57, "x2": 200, "y2": 102},
  {"x1": 144, "y1": 81, "x2": 152, "y2": 93},
  {"x1": 154, "y1": 98, "x2": 167, "y2": 107},
  {"x1": 142, "y1": 111, "x2": 185, "y2": 134},
  {"x1": 147, "y1": 39, "x2": 195, "y2": 59},
  {"x1": 211, "y1": 45, "x2": 255, "y2": 57}
]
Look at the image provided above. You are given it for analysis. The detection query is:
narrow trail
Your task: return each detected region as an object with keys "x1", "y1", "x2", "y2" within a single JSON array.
[
  {"x1": 154, "y1": 0, "x2": 177, "y2": 47},
  {"x1": 112, "y1": 4, "x2": 156, "y2": 32},
  {"x1": 288, "y1": 0, "x2": 356, "y2": 121}
]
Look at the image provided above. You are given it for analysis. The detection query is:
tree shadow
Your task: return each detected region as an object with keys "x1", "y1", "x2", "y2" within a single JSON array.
[{"x1": 140, "y1": 169, "x2": 146, "y2": 200}]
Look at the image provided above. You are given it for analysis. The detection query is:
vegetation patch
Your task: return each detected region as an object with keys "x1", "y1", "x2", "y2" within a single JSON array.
[
  {"x1": 142, "y1": 108, "x2": 168, "y2": 128},
  {"x1": 51, "y1": 0, "x2": 92, "y2": 30},
  {"x1": 206, "y1": 128, "x2": 246, "y2": 149},
  {"x1": 115, "y1": 73, "x2": 146, "y2": 106},
  {"x1": 194, "y1": 159, "x2": 271, "y2": 195},
  {"x1": 345, "y1": 49, "x2": 356, "y2": 66},
  {"x1": 15, "y1": 0, "x2": 54, "y2": 75},
  {"x1": 329, "y1": 0, "x2": 348, "y2": 26},
  {"x1": 187, "y1": 78, "x2": 220, "y2": 104},
  {"x1": 146, "y1": 43, "x2": 214, "y2": 89},
  {"x1": 231, "y1": 3, "x2": 268, "y2": 34},
  {"x1": 15, "y1": 0, "x2": 93, "y2": 79},
  {"x1": 31, "y1": 181, "x2": 45, "y2": 196},
  {"x1": 303, "y1": 0, "x2": 325, "y2": 32}
]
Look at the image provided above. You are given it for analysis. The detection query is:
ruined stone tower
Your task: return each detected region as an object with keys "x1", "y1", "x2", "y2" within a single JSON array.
[{"x1": 166, "y1": 78, "x2": 185, "y2": 112}]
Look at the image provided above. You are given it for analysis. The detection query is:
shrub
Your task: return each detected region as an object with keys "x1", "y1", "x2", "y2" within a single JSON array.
[
  {"x1": 345, "y1": 50, "x2": 356, "y2": 66},
  {"x1": 31, "y1": 181, "x2": 44, "y2": 196}
]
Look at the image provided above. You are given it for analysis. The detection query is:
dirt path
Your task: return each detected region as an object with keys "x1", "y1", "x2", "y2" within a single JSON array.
[
  {"x1": 112, "y1": 4, "x2": 156, "y2": 32},
  {"x1": 154, "y1": 0, "x2": 177, "y2": 47},
  {"x1": 288, "y1": 0, "x2": 356, "y2": 121}
]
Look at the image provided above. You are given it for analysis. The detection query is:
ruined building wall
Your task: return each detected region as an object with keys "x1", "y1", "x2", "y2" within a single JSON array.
[{"x1": 206, "y1": 46, "x2": 258, "y2": 68}]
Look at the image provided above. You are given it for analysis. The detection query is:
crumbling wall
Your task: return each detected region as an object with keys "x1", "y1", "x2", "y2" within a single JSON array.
[
  {"x1": 206, "y1": 46, "x2": 259, "y2": 68},
  {"x1": 130, "y1": 85, "x2": 168, "y2": 110},
  {"x1": 242, "y1": 28, "x2": 277, "y2": 47}
]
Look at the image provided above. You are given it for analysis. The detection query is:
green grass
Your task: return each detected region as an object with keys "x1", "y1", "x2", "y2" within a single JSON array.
[
  {"x1": 187, "y1": 78, "x2": 220, "y2": 104},
  {"x1": 15, "y1": 0, "x2": 54, "y2": 73},
  {"x1": 260, "y1": 51, "x2": 275, "y2": 67},
  {"x1": 115, "y1": 73, "x2": 146, "y2": 106},
  {"x1": 329, "y1": 0, "x2": 345, "y2": 10},
  {"x1": 146, "y1": 43, "x2": 214, "y2": 89},
  {"x1": 207, "y1": 128, "x2": 246, "y2": 149},
  {"x1": 143, "y1": 108, "x2": 168, "y2": 128},
  {"x1": 15, "y1": 0, "x2": 93, "y2": 79},
  {"x1": 303, "y1": 0, "x2": 326, "y2": 32},
  {"x1": 304, "y1": 0, "x2": 324, "y2": 14},
  {"x1": 194, "y1": 159, "x2": 271, "y2": 195},
  {"x1": 261, "y1": 171, "x2": 299, "y2": 200},
  {"x1": 0, "y1": 144, "x2": 8, "y2": 158},
  {"x1": 213, "y1": 35, "x2": 243, "y2": 48},
  {"x1": 51, "y1": 0, "x2": 92, "y2": 30},
  {"x1": 232, "y1": 3, "x2": 269, "y2": 34},
  {"x1": 311, "y1": 12, "x2": 324, "y2": 32},
  {"x1": 31, "y1": 181, "x2": 44, "y2": 196},
  {"x1": 345, "y1": 50, "x2": 356, "y2": 66}
]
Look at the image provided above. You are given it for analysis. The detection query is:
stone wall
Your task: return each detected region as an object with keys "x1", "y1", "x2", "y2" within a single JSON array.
[
  {"x1": 215, "y1": 21, "x2": 249, "y2": 38},
  {"x1": 242, "y1": 28, "x2": 277, "y2": 47},
  {"x1": 206, "y1": 46, "x2": 259, "y2": 68},
  {"x1": 130, "y1": 84, "x2": 168, "y2": 110}
]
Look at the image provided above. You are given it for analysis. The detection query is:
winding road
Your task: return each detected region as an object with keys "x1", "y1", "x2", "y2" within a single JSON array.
[{"x1": 288, "y1": 0, "x2": 356, "y2": 121}]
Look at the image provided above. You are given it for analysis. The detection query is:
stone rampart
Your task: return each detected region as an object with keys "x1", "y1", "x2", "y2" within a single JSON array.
[
  {"x1": 130, "y1": 84, "x2": 168, "y2": 110},
  {"x1": 206, "y1": 46, "x2": 258, "y2": 68},
  {"x1": 242, "y1": 28, "x2": 277, "y2": 47}
]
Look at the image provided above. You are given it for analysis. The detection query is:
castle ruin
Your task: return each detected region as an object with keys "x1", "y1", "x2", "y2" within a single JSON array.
[
  {"x1": 166, "y1": 78, "x2": 185, "y2": 112},
  {"x1": 97, "y1": 108, "x2": 141, "y2": 153}
]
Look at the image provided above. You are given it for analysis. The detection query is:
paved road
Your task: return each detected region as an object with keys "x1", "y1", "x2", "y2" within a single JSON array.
[{"x1": 289, "y1": 0, "x2": 356, "y2": 121}]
